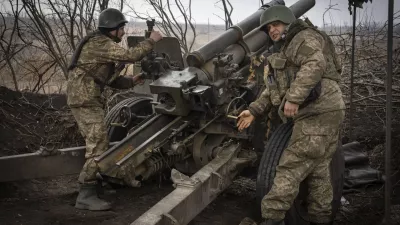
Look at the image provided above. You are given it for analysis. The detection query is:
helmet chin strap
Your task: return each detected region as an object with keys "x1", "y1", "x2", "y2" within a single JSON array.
[
  {"x1": 111, "y1": 29, "x2": 122, "y2": 43},
  {"x1": 100, "y1": 29, "x2": 122, "y2": 43}
]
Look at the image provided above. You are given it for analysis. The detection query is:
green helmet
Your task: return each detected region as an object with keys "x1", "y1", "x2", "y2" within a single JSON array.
[
  {"x1": 259, "y1": 5, "x2": 296, "y2": 31},
  {"x1": 98, "y1": 8, "x2": 128, "y2": 29}
]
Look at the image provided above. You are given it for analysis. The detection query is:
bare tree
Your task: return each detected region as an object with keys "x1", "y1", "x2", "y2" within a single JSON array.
[
  {"x1": 0, "y1": 0, "x2": 125, "y2": 92},
  {"x1": 125, "y1": 0, "x2": 197, "y2": 56},
  {"x1": 118, "y1": 0, "x2": 123, "y2": 11},
  {"x1": 98, "y1": 0, "x2": 109, "y2": 11},
  {"x1": 214, "y1": 0, "x2": 233, "y2": 30},
  {"x1": 18, "y1": 0, "x2": 103, "y2": 79},
  {"x1": 17, "y1": 50, "x2": 58, "y2": 93},
  {"x1": 327, "y1": 10, "x2": 400, "y2": 138},
  {"x1": 322, "y1": 0, "x2": 339, "y2": 31},
  {"x1": 0, "y1": 0, "x2": 28, "y2": 91}
]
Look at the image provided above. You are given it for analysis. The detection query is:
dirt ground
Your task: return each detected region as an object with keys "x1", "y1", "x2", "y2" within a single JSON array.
[
  {"x1": 0, "y1": 175, "x2": 259, "y2": 225},
  {"x1": 1, "y1": 86, "x2": 400, "y2": 225}
]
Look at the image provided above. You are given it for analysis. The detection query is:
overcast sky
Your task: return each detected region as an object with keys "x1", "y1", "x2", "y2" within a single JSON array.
[
  {"x1": 129, "y1": 0, "x2": 399, "y2": 27},
  {"x1": 0, "y1": 0, "x2": 398, "y2": 27}
]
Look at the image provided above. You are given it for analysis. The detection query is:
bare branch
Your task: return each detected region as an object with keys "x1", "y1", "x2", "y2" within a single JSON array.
[
  {"x1": 124, "y1": 0, "x2": 197, "y2": 55},
  {"x1": 214, "y1": 0, "x2": 233, "y2": 30}
]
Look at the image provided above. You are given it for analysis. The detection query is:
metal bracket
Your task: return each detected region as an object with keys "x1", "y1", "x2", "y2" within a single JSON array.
[
  {"x1": 161, "y1": 213, "x2": 180, "y2": 225},
  {"x1": 170, "y1": 168, "x2": 200, "y2": 188},
  {"x1": 210, "y1": 172, "x2": 224, "y2": 196},
  {"x1": 131, "y1": 142, "x2": 247, "y2": 225}
]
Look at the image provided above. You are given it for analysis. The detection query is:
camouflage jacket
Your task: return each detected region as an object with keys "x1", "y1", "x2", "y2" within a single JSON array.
[
  {"x1": 248, "y1": 19, "x2": 345, "y2": 121},
  {"x1": 66, "y1": 33, "x2": 155, "y2": 108}
]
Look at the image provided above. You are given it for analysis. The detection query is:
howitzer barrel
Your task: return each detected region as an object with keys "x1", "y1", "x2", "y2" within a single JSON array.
[
  {"x1": 186, "y1": 0, "x2": 285, "y2": 68},
  {"x1": 187, "y1": 0, "x2": 315, "y2": 71}
]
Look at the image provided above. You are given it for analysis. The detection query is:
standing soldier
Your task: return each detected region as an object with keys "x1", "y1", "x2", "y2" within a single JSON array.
[
  {"x1": 67, "y1": 8, "x2": 162, "y2": 211},
  {"x1": 237, "y1": 5, "x2": 345, "y2": 225}
]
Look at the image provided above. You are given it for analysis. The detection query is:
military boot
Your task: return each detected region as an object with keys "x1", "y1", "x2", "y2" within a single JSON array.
[
  {"x1": 260, "y1": 219, "x2": 285, "y2": 225},
  {"x1": 75, "y1": 183, "x2": 111, "y2": 211}
]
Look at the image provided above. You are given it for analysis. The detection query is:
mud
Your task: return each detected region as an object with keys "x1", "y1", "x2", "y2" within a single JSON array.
[{"x1": 0, "y1": 175, "x2": 255, "y2": 225}]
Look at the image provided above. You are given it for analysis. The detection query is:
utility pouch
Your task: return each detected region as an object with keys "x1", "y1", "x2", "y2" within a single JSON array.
[{"x1": 300, "y1": 80, "x2": 322, "y2": 109}]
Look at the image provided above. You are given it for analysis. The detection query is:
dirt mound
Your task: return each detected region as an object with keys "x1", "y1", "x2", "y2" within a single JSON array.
[{"x1": 0, "y1": 86, "x2": 84, "y2": 156}]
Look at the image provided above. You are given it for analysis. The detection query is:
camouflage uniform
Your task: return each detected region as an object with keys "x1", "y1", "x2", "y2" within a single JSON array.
[
  {"x1": 248, "y1": 52, "x2": 281, "y2": 139},
  {"x1": 248, "y1": 19, "x2": 345, "y2": 223},
  {"x1": 67, "y1": 34, "x2": 155, "y2": 184}
]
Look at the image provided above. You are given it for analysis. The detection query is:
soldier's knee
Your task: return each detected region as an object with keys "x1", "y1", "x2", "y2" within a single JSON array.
[{"x1": 79, "y1": 158, "x2": 99, "y2": 183}]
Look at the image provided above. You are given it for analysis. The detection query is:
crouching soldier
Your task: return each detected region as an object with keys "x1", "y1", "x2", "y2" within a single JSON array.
[
  {"x1": 237, "y1": 5, "x2": 345, "y2": 225},
  {"x1": 66, "y1": 8, "x2": 162, "y2": 211}
]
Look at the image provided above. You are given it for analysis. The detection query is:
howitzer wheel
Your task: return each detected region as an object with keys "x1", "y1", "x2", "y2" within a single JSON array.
[
  {"x1": 105, "y1": 96, "x2": 153, "y2": 142},
  {"x1": 256, "y1": 121, "x2": 344, "y2": 225}
]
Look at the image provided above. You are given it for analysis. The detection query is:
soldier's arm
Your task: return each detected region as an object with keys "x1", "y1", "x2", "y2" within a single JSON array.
[
  {"x1": 107, "y1": 64, "x2": 141, "y2": 89},
  {"x1": 95, "y1": 38, "x2": 156, "y2": 63},
  {"x1": 248, "y1": 87, "x2": 272, "y2": 117},
  {"x1": 108, "y1": 76, "x2": 135, "y2": 89},
  {"x1": 284, "y1": 31, "x2": 327, "y2": 105},
  {"x1": 246, "y1": 54, "x2": 271, "y2": 117}
]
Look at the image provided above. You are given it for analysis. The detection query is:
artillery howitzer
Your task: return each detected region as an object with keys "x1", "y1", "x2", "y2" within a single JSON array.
[{"x1": 0, "y1": 0, "x2": 345, "y2": 224}]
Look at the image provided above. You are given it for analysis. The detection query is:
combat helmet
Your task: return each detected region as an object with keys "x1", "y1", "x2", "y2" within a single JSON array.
[
  {"x1": 259, "y1": 5, "x2": 296, "y2": 31},
  {"x1": 98, "y1": 8, "x2": 128, "y2": 29}
]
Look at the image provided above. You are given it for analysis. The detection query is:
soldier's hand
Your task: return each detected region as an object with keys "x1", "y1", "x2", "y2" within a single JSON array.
[
  {"x1": 284, "y1": 101, "x2": 299, "y2": 117},
  {"x1": 132, "y1": 73, "x2": 145, "y2": 85},
  {"x1": 150, "y1": 31, "x2": 163, "y2": 42},
  {"x1": 237, "y1": 110, "x2": 255, "y2": 132}
]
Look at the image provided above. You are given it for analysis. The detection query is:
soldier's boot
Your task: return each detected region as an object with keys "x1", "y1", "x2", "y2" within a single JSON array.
[
  {"x1": 97, "y1": 181, "x2": 117, "y2": 195},
  {"x1": 260, "y1": 219, "x2": 285, "y2": 225},
  {"x1": 75, "y1": 183, "x2": 111, "y2": 211}
]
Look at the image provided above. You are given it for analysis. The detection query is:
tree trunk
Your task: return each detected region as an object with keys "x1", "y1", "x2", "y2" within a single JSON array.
[{"x1": 5, "y1": 58, "x2": 18, "y2": 91}]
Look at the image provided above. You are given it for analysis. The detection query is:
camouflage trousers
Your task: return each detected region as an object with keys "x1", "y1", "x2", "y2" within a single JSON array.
[
  {"x1": 261, "y1": 110, "x2": 345, "y2": 223},
  {"x1": 70, "y1": 106, "x2": 109, "y2": 184}
]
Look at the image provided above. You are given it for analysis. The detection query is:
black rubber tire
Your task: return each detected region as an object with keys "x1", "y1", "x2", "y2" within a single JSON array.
[
  {"x1": 105, "y1": 96, "x2": 153, "y2": 142},
  {"x1": 256, "y1": 121, "x2": 345, "y2": 225}
]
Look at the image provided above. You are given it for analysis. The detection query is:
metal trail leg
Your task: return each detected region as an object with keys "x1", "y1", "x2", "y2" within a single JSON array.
[
  {"x1": 0, "y1": 142, "x2": 117, "y2": 182},
  {"x1": 131, "y1": 142, "x2": 256, "y2": 225}
]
